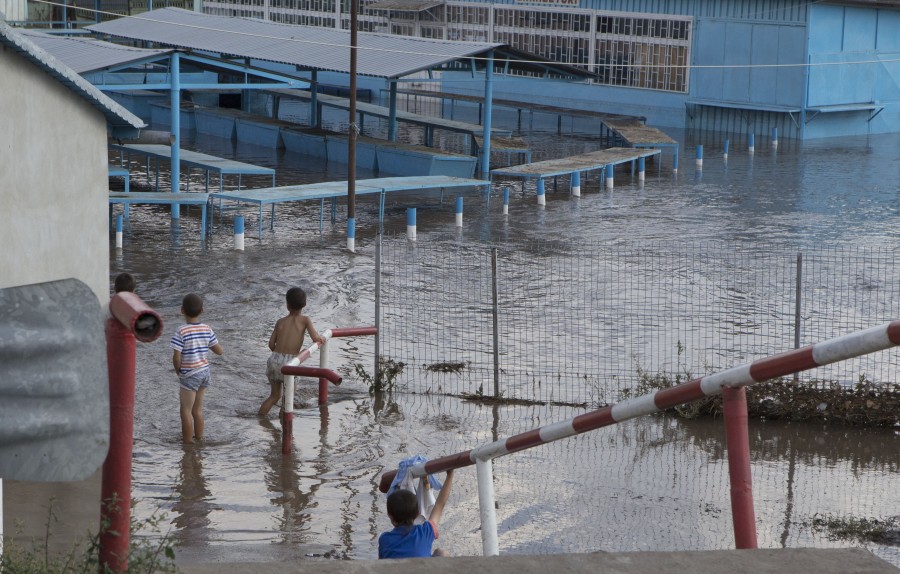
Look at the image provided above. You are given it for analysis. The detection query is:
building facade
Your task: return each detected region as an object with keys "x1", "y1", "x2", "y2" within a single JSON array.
[{"x1": 197, "y1": 0, "x2": 899, "y2": 139}]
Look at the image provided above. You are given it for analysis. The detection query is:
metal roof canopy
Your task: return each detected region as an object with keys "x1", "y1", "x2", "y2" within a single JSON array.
[
  {"x1": 21, "y1": 29, "x2": 308, "y2": 92},
  {"x1": 19, "y1": 29, "x2": 173, "y2": 74},
  {"x1": 0, "y1": 19, "x2": 144, "y2": 137},
  {"x1": 87, "y1": 8, "x2": 591, "y2": 80}
]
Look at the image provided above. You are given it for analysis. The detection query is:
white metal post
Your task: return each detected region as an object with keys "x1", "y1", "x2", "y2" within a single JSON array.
[
  {"x1": 476, "y1": 457, "x2": 499, "y2": 556},
  {"x1": 284, "y1": 373, "x2": 295, "y2": 414}
]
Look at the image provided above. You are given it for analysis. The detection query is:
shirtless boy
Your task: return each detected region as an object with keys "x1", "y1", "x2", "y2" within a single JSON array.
[{"x1": 259, "y1": 287, "x2": 324, "y2": 416}]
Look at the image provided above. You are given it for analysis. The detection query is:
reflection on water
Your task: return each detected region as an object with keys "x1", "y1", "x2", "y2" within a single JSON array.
[
  {"x1": 173, "y1": 445, "x2": 213, "y2": 546},
  {"x1": 117, "y1": 111, "x2": 900, "y2": 565}
]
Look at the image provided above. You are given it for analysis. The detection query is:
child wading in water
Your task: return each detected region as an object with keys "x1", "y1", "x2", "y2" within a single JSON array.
[
  {"x1": 170, "y1": 293, "x2": 224, "y2": 444},
  {"x1": 259, "y1": 287, "x2": 324, "y2": 417}
]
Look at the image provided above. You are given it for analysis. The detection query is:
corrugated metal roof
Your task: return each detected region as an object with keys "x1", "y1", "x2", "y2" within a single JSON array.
[
  {"x1": 19, "y1": 29, "x2": 172, "y2": 74},
  {"x1": 88, "y1": 7, "x2": 503, "y2": 79},
  {"x1": 367, "y1": 0, "x2": 444, "y2": 12},
  {"x1": 0, "y1": 20, "x2": 145, "y2": 135}
]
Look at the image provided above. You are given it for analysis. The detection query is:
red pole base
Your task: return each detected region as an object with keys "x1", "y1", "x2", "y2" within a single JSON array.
[
  {"x1": 100, "y1": 318, "x2": 136, "y2": 573},
  {"x1": 282, "y1": 412, "x2": 294, "y2": 454},
  {"x1": 723, "y1": 386, "x2": 758, "y2": 549},
  {"x1": 318, "y1": 377, "x2": 328, "y2": 405}
]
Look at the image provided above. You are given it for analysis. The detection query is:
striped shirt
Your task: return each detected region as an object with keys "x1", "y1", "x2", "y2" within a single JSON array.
[{"x1": 170, "y1": 323, "x2": 219, "y2": 374}]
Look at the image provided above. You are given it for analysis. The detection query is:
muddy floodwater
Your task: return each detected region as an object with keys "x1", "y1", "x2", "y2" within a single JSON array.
[{"x1": 113, "y1": 106, "x2": 900, "y2": 566}]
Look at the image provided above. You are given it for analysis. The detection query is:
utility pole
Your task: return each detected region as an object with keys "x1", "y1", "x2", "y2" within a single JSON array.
[{"x1": 347, "y1": 0, "x2": 359, "y2": 252}]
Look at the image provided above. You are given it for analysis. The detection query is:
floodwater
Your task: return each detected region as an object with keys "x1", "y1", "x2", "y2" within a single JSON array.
[{"x1": 112, "y1": 99, "x2": 900, "y2": 565}]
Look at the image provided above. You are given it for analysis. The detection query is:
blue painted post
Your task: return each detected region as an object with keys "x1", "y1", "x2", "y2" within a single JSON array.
[
  {"x1": 170, "y1": 52, "x2": 181, "y2": 219},
  {"x1": 638, "y1": 157, "x2": 645, "y2": 181},
  {"x1": 388, "y1": 82, "x2": 398, "y2": 142},
  {"x1": 673, "y1": 151, "x2": 679, "y2": 173},
  {"x1": 606, "y1": 164, "x2": 615, "y2": 189},
  {"x1": 455, "y1": 196, "x2": 463, "y2": 227},
  {"x1": 234, "y1": 215, "x2": 245, "y2": 251},
  {"x1": 406, "y1": 208, "x2": 417, "y2": 240},
  {"x1": 347, "y1": 217, "x2": 355, "y2": 252},
  {"x1": 536, "y1": 178, "x2": 546, "y2": 206},
  {"x1": 771, "y1": 127, "x2": 778, "y2": 148},
  {"x1": 310, "y1": 70, "x2": 318, "y2": 127},
  {"x1": 502, "y1": 186, "x2": 509, "y2": 215},
  {"x1": 696, "y1": 144, "x2": 703, "y2": 170},
  {"x1": 748, "y1": 132, "x2": 755, "y2": 154},
  {"x1": 571, "y1": 171, "x2": 581, "y2": 197},
  {"x1": 724, "y1": 138, "x2": 730, "y2": 160},
  {"x1": 115, "y1": 215, "x2": 123, "y2": 249},
  {"x1": 480, "y1": 50, "x2": 494, "y2": 177}
]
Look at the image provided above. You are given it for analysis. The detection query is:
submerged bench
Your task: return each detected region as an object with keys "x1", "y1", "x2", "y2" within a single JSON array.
[
  {"x1": 109, "y1": 192, "x2": 211, "y2": 239},
  {"x1": 210, "y1": 175, "x2": 491, "y2": 239}
]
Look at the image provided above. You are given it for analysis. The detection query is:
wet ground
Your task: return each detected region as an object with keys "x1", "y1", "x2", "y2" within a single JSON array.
[{"x1": 112, "y1": 102, "x2": 900, "y2": 565}]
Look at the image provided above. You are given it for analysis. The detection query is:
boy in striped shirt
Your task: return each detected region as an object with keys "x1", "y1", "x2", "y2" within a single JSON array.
[{"x1": 170, "y1": 293, "x2": 224, "y2": 444}]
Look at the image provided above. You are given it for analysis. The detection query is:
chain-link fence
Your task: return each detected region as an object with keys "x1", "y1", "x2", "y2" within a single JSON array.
[{"x1": 376, "y1": 237, "x2": 900, "y2": 406}]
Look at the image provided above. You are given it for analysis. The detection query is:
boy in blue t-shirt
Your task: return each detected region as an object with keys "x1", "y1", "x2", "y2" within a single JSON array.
[{"x1": 378, "y1": 469, "x2": 455, "y2": 559}]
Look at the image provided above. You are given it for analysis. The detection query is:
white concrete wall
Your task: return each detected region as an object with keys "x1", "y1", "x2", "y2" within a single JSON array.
[
  {"x1": 0, "y1": 48, "x2": 110, "y2": 303},
  {"x1": 0, "y1": 0, "x2": 27, "y2": 21}
]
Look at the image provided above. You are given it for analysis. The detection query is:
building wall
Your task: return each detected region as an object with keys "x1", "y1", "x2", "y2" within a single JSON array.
[
  {"x1": 805, "y1": 4, "x2": 900, "y2": 137},
  {"x1": 0, "y1": 48, "x2": 110, "y2": 302},
  {"x1": 0, "y1": 0, "x2": 28, "y2": 21}
]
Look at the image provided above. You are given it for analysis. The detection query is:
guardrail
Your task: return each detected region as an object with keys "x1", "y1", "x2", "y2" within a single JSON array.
[
  {"x1": 279, "y1": 326, "x2": 377, "y2": 454},
  {"x1": 379, "y1": 320, "x2": 900, "y2": 556}
]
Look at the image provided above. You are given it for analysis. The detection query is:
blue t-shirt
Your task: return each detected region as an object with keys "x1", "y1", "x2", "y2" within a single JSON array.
[{"x1": 378, "y1": 520, "x2": 438, "y2": 559}]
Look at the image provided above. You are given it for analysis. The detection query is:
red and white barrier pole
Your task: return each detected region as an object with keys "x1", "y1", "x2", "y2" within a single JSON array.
[
  {"x1": 277, "y1": 326, "x2": 375, "y2": 453},
  {"x1": 102, "y1": 292, "x2": 163, "y2": 573},
  {"x1": 378, "y1": 320, "x2": 900, "y2": 555},
  {"x1": 723, "y1": 386, "x2": 757, "y2": 549}
]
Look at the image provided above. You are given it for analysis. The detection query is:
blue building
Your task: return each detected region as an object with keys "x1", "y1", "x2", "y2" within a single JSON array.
[{"x1": 189, "y1": 0, "x2": 900, "y2": 139}]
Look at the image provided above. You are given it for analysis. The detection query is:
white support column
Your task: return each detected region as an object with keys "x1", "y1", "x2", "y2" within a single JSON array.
[{"x1": 476, "y1": 457, "x2": 499, "y2": 556}]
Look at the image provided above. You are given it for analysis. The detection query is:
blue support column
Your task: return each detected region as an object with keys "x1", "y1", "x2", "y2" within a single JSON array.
[
  {"x1": 748, "y1": 132, "x2": 755, "y2": 154},
  {"x1": 724, "y1": 138, "x2": 730, "y2": 160},
  {"x1": 455, "y1": 196, "x2": 463, "y2": 227},
  {"x1": 480, "y1": 50, "x2": 494, "y2": 177},
  {"x1": 115, "y1": 214, "x2": 123, "y2": 249},
  {"x1": 170, "y1": 52, "x2": 181, "y2": 218},
  {"x1": 536, "y1": 178, "x2": 546, "y2": 206},
  {"x1": 347, "y1": 217, "x2": 356, "y2": 252},
  {"x1": 310, "y1": 70, "x2": 318, "y2": 127},
  {"x1": 696, "y1": 144, "x2": 703, "y2": 170},
  {"x1": 234, "y1": 215, "x2": 245, "y2": 251},
  {"x1": 388, "y1": 82, "x2": 398, "y2": 142},
  {"x1": 406, "y1": 208, "x2": 417, "y2": 240}
]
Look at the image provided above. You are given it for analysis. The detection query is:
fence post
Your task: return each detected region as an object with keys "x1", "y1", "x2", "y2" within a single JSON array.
[
  {"x1": 375, "y1": 233, "x2": 381, "y2": 383},
  {"x1": 282, "y1": 374, "x2": 295, "y2": 454},
  {"x1": 491, "y1": 248, "x2": 500, "y2": 398},
  {"x1": 319, "y1": 339, "x2": 329, "y2": 405},
  {"x1": 723, "y1": 386, "x2": 758, "y2": 549},
  {"x1": 476, "y1": 457, "x2": 500, "y2": 556},
  {"x1": 793, "y1": 252, "x2": 803, "y2": 383}
]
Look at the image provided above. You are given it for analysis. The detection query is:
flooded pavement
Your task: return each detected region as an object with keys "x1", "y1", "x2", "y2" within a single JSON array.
[{"x1": 113, "y1": 108, "x2": 900, "y2": 565}]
